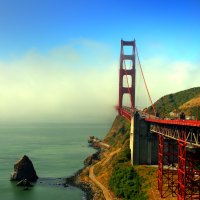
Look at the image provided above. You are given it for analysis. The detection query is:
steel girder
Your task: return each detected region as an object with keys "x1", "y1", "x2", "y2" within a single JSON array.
[
  {"x1": 151, "y1": 124, "x2": 200, "y2": 200},
  {"x1": 150, "y1": 124, "x2": 200, "y2": 148},
  {"x1": 158, "y1": 135, "x2": 178, "y2": 198}
]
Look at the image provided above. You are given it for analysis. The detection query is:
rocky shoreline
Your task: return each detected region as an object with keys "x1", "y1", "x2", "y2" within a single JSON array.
[
  {"x1": 65, "y1": 168, "x2": 95, "y2": 200},
  {"x1": 65, "y1": 146, "x2": 103, "y2": 200}
]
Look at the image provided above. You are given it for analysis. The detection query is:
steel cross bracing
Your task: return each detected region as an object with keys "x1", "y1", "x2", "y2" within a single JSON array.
[
  {"x1": 158, "y1": 135, "x2": 178, "y2": 198},
  {"x1": 147, "y1": 121, "x2": 200, "y2": 148},
  {"x1": 148, "y1": 121, "x2": 200, "y2": 200}
]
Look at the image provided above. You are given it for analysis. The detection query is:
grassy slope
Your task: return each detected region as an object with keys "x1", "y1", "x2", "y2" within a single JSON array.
[
  {"x1": 104, "y1": 115, "x2": 130, "y2": 148},
  {"x1": 94, "y1": 116, "x2": 131, "y2": 198},
  {"x1": 147, "y1": 87, "x2": 200, "y2": 118}
]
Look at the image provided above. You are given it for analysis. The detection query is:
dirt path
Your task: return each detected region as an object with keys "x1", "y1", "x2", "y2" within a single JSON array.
[{"x1": 89, "y1": 149, "x2": 121, "y2": 200}]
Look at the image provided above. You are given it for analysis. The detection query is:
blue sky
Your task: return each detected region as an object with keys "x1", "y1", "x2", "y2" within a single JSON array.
[
  {"x1": 0, "y1": 0, "x2": 200, "y2": 123},
  {"x1": 0, "y1": 0, "x2": 199, "y2": 60}
]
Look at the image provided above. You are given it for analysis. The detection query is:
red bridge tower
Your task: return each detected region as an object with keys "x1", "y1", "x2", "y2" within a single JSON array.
[{"x1": 118, "y1": 39, "x2": 136, "y2": 114}]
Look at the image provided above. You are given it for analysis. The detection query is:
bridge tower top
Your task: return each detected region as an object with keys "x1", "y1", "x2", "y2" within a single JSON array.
[{"x1": 118, "y1": 39, "x2": 136, "y2": 114}]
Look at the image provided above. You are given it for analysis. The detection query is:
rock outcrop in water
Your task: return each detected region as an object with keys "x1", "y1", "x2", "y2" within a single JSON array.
[{"x1": 10, "y1": 155, "x2": 38, "y2": 182}]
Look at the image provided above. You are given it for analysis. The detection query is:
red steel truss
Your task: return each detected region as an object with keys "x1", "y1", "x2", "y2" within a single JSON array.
[
  {"x1": 178, "y1": 138, "x2": 186, "y2": 200},
  {"x1": 178, "y1": 140, "x2": 200, "y2": 200},
  {"x1": 150, "y1": 123, "x2": 200, "y2": 199},
  {"x1": 185, "y1": 150, "x2": 200, "y2": 199},
  {"x1": 158, "y1": 134, "x2": 164, "y2": 195},
  {"x1": 148, "y1": 123, "x2": 200, "y2": 148},
  {"x1": 158, "y1": 135, "x2": 178, "y2": 198}
]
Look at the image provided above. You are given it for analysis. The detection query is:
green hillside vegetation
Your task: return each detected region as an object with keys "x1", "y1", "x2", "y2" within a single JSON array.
[
  {"x1": 104, "y1": 116, "x2": 130, "y2": 147},
  {"x1": 147, "y1": 87, "x2": 200, "y2": 118},
  {"x1": 104, "y1": 116, "x2": 147, "y2": 200}
]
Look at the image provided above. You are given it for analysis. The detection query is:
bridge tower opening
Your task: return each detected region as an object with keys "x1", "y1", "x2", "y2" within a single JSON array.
[{"x1": 118, "y1": 39, "x2": 136, "y2": 114}]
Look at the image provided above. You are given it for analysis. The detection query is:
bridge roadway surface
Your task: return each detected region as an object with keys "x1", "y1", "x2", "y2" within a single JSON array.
[
  {"x1": 121, "y1": 107, "x2": 200, "y2": 127},
  {"x1": 145, "y1": 118, "x2": 200, "y2": 127}
]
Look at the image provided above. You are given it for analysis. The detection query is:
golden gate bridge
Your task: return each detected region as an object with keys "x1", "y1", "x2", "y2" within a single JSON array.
[{"x1": 117, "y1": 40, "x2": 200, "y2": 200}]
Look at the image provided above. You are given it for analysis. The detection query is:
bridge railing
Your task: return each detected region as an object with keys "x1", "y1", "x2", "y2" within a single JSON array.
[
  {"x1": 145, "y1": 118, "x2": 200, "y2": 127},
  {"x1": 119, "y1": 107, "x2": 132, "y2": 121}
]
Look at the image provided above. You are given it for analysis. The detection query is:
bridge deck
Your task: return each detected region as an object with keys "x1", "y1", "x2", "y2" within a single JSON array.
[
  {"x1": 145, "y1": 118, "x2": 200, "y2": 127},
  {"x1": 120, "y1": 107, "x2": 200, "y2": 127}
]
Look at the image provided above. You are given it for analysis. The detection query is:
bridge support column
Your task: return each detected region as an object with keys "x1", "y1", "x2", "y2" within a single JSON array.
[
  {"x1": 158, "y1": 134, "x2": 164, "y2": 196},
  {"x1": 185, "y1": 150, "x2": 200, "y2": 199},
  {"x1": 158, "y1": 135, "x2": 178, "y2": 198},
  {"x1": 131, "y1": 113, "x2": 153, "y2": 165},
  {"x1": 130, "y1": 116, "x2": 134, "y2": 165},
  {"x1": 163, "y1": 139, "x2": 178, "y2": 197},
  {"x1": 178, "y1": 139, "x2": 186, "y2": 200}
]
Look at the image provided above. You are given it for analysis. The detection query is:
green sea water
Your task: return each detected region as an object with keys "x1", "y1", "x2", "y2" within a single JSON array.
[{"x1": 0, "y1": 123, "x2": 110, "y2": 200}]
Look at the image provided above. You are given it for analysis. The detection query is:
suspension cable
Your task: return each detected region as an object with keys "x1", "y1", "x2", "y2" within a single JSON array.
[{"x1": 135, "y1": 45, "x2": 157, "y2": 115}]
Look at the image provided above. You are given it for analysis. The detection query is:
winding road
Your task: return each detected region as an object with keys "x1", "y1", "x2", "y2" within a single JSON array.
[{"x1": 89, "y1": 148, "x2": 121, "y2": 200}]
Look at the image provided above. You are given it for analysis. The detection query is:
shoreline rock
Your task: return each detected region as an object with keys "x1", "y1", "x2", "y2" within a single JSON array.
[
  {"x1": 10, "y1": 155, "x2": 38, "y2": 182},
  {"x1": 65, "y1": 148, "x2": 103, "y2": 200},
  {"x1": 84, "y1": 150, "x2": 100, "y2": 166},
  {"x1": 65, "y1": 168, "x2": 95, "y2": 200}
]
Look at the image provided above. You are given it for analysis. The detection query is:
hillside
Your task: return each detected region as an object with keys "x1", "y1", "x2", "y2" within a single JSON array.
[
  {"x1": 101, "y1": 116, "x2": 176, "y2": 200},
  {"x1": 75, "y1": 116, "x2": 168, "y2": 200},
  {"x1": 73, "y1": 88, "x2": 200, "y2": 199},
  {"x1": 147, "y1": 87, "x2": 200, "y2": 119}
]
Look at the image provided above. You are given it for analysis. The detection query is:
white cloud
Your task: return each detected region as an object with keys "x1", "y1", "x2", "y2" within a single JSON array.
[
  {"x1": 0, "y1": 40, "x2": 199, "y2": 123},
  {"x1": 0, "y1": 40, "x2": 118, "y2": 123},
  {"x1": 136, "y1": 57, "x2": 200, "y2": 109}
]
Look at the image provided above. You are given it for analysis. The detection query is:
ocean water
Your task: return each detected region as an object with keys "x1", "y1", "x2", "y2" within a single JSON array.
[{"x1": 0, "y1": 123, "x2": 110, "y2": 200}]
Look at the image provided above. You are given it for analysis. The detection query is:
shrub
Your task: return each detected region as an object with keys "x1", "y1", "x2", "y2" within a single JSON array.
[{"x1": 109, "y1": 165, "x2": 147, "y2": 200}]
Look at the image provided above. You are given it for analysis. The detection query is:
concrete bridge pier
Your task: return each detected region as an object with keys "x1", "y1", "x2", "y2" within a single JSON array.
[
  {"x1": 130, "y1": 113, "x2": 158, "y2": 165},
  {"x1": 130, "y1": 116, "x2": 134, "y2": 165}
]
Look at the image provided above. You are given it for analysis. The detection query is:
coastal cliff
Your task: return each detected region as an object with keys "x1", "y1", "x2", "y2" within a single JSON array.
[
  {"x1": 73, "y1": 116, "x2": 155, "y2": 200},
  {"x1": 69, "y1": 114, "x2": 181, "y2": 200}
]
